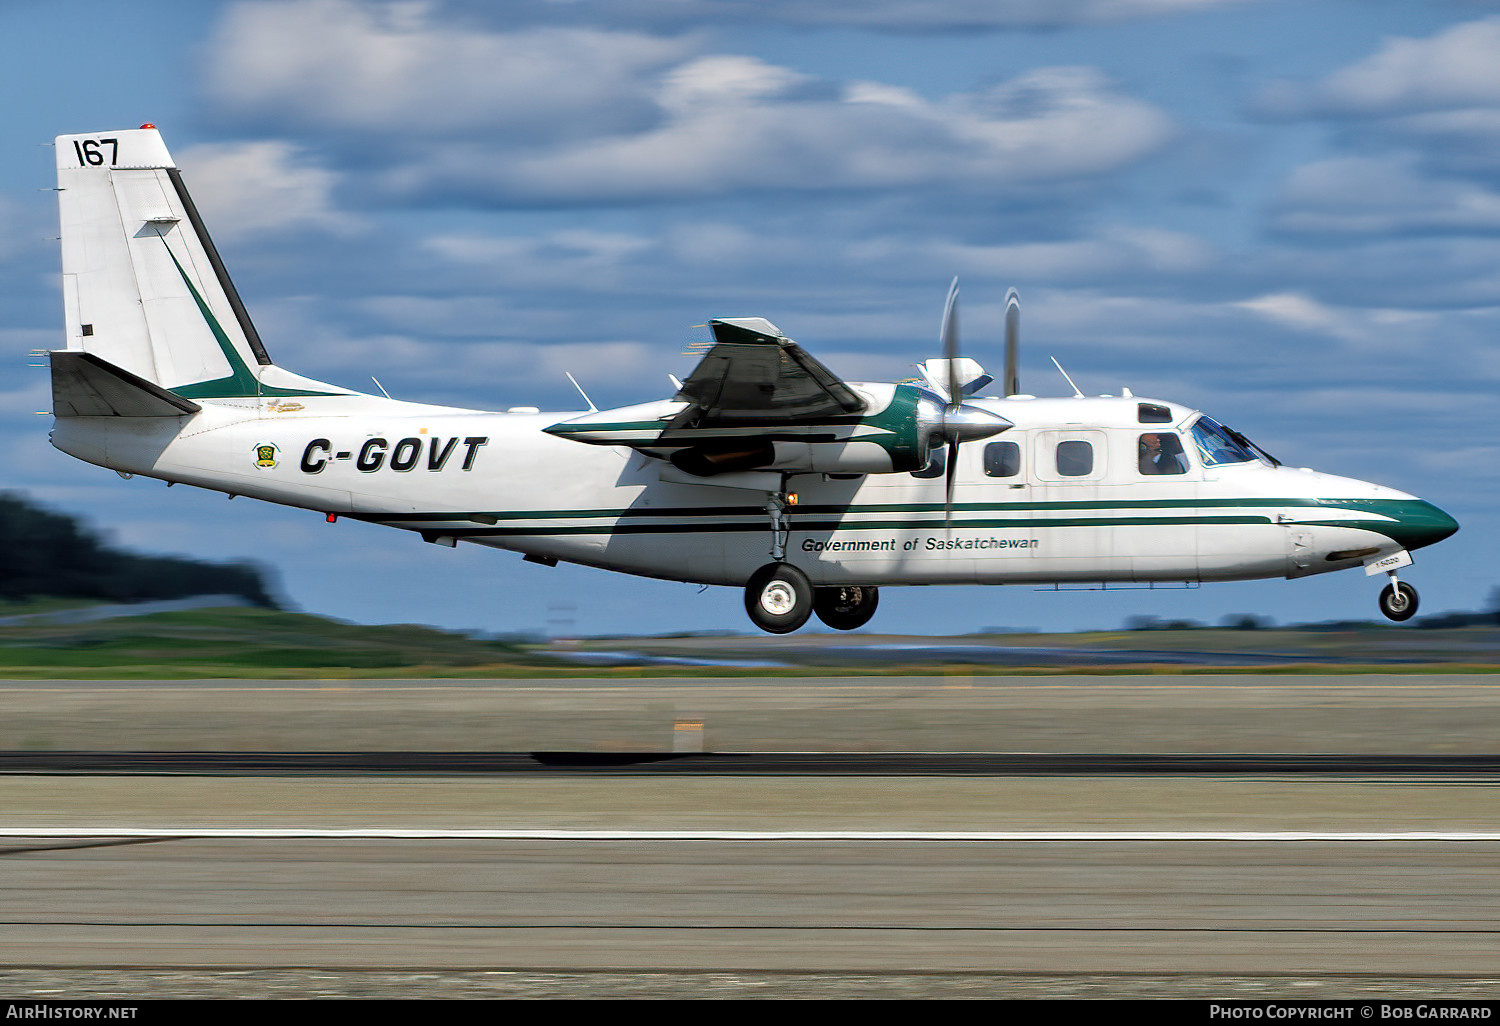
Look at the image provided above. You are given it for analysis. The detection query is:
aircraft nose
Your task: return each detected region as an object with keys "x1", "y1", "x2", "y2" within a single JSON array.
[{"x1": 1393, "y1": 499, "x2": 1459, "y2": 551}]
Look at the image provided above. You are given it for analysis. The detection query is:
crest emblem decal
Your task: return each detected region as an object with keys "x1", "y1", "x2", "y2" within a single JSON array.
[{"x1": 254, "y1": 443, "x2": 279, "y2": 469}]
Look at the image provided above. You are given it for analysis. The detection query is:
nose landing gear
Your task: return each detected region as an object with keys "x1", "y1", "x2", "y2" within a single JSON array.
[{"x1": 1378, "y1": 572, "x2": 1419, "y2": 622}]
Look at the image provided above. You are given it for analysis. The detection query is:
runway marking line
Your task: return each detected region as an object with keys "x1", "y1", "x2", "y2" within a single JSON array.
[{"x1": 2, "y1": 829, "x2": 1500, "y2": 842}]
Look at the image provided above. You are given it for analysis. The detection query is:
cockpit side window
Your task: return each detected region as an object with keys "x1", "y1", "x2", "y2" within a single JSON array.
[
  {"x1": 1138, "y1": 433, "x2": 1187, "y2": 475},
  {"x1": 1190, "y1": 416, "x2": 1259, "y2": 467}
]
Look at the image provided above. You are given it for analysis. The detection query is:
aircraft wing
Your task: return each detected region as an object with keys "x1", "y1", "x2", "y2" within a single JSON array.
[
  {"x1": 543, "y1": 317, "x2": 871, "y2": 467},
  {"x1": 669, "y1": 318, "x2": 866, "y2": 426}
]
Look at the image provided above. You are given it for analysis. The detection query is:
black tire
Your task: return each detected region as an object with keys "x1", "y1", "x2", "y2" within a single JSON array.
[
  {"x1": 744, "y1": 563, "x2": 813, "y2": 634},
  {"x1": 813, "y1": 586, "x2": 880, "y2": 631},
  {"x1": 1378, "y1": 582, "x2": 1419, "y2": 622}
]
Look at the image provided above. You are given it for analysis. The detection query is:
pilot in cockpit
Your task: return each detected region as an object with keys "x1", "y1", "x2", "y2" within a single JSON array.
[{"x1": 1139, "y1": 432, "x2": 1187, "y2": 475}]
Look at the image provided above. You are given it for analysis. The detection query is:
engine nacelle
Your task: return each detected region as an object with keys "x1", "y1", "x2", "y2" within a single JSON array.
[
  {"x1": 667, "y1": 384, "x2": 936, "y2": 477},
  {"x1": 558, "y1": 383, "x2": 1008, "y2": 479},
  {"x1": 768, "y1": 439, "x2": 907, "y2": 474}
]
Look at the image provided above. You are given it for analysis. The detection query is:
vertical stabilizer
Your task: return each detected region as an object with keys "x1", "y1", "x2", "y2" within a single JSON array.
[{"x1": 55, "y1": 127, "x2": 345, "y2": 400}]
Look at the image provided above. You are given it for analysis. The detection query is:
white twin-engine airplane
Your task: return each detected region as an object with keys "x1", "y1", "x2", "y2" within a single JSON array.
[{"x1": 47, "y1": 127, "x2": 1458, "y2": 634}]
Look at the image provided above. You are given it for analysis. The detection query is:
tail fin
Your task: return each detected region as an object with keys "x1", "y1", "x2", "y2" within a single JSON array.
[{"x1": 54, "y1": 127, "x2": 346, "y2": 401}]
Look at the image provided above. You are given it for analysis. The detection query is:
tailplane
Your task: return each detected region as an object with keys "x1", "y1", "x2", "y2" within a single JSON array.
[
  {"x1": 51, "y1": 351, "x2": 201, "y2": 418},
  {"x1": 54, "y1": 127, "x2": 349, "y2": 403}
]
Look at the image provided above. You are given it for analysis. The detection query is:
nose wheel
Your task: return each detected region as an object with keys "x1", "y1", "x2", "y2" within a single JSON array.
[
  {"x1": 1378, "y1": 578, "x2": 1419, "y2": 622},
  {"x1": 744, "y1": 562, "x2": 813, "y2": 634},
  {"x1": 813, "y1": 586, "x2": 880, "y2": 631}
]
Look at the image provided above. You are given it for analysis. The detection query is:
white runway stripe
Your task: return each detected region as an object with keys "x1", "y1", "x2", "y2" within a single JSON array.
[{"x1": 2, "y1": 828, "x2": 1500, "y2": 842}]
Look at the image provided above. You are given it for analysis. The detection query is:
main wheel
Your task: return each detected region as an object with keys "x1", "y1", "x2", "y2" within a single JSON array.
[
  {"x1": 813, "y1": 586, "x2": 880, "y2": 631},
  {"x1": 1378, "y1": 581, "x2": 1419, "y2": 622},
  {"x1": 744, "y1": 563, "x2": 813, "y2": 634}
]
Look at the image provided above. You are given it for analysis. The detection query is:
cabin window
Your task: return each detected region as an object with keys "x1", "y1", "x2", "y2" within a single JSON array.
[
  {"x1": 983, "y1": 441, "x2": 1020, "y2": 478},
  {"x1": 912, "y1": 448, "x2": 946, "y2": 479},
  {"x1": 1138, "y1": 433, "x2": 1187, "y2": 475},
  {"x1": 1055, "y1": 440, "x2": 1093, "y2": 477},
  {"x1": 1138, "y1": 403, "x2": 1172, "y2": 423}
]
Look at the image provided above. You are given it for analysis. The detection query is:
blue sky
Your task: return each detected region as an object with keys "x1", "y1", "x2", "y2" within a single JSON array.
[{"x1": 4, "y1": 0, "x2": 1498, "y2": 636}]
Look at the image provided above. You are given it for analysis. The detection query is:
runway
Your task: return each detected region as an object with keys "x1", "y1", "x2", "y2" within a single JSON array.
[
  {"x1": 0, "y1": 674, "x2": 1496, "y2": 998},
  {"x1": 2, "y1": 837, "x2": 1498, "y2": 984},
  {"x1": 3, "y1": 673, "x2": 1498, "y2": 754}
]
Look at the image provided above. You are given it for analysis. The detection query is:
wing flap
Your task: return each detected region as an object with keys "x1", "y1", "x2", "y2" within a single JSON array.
[{"x1": 673, "y1": 318, "x2": 866, "y2": 425}]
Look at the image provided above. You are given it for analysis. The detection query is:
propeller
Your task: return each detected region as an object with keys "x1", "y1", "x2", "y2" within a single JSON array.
[
  {"x1": 1003, "y1": 288, "x2": 1020, "y2": 397},
  {"x1": 923, "y1": 278, "x2": 1011, "y2": 521}
]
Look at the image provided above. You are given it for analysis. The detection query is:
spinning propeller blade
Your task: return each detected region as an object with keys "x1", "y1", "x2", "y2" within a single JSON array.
[
  {"x1": 1004, "y1": 288, "x2": 1020, "y2": 398},
  {"x1": 942, "y1": 277, "x2": 961, "y2": 405},
  {"x1": 930, "y1": 277, "x2": 1010, "y2": 522},
  {"x1": 944, "y1": 437, "x2": 960, "y2": 516}
]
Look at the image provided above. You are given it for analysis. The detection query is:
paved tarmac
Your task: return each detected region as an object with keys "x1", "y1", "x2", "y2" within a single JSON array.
[
  {"x1": 0, "y1": 674, "x2": 1496, "y2": 999},
  {"x1": 2, "y1": 673, "x2": 1498, "y2": 754}
]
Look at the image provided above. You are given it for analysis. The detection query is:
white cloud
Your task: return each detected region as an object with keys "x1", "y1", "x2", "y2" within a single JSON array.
[
  {"x1": 1229, "y1": 291, "x2": 1434, "y2": 346},
  {"x1": 458, "y1": 0, "x2": 1267, "y2": 31},
  {"x1": 423, "y1": 229, "x2": 658, "y2": 289},
  {"x1": 916, "y1": 225, "x2": 1215, "y2": 279},
  {"x1": 1269, "y1": 155, "x2": 1500, "y2": 236},
  {"x1": 1257, "y1": 17, "x2": 1500, "y2": 119},
  {"x1": 1249, "y1": 16, "x2": 1500, "y2": 177},
  {"x1": 176, "y1": 141, "x2": 360, "y2": 240},
  {"x1": 202, "y1": 3, "x2": 1172, "y2": 205},
  {"x1": 206, "y1": 0, "x2": 688, "y2": 139},
  {"x1": 658, "y1": 54, "x2": 813, "y2": 113},
  {"x1": 417, "y1": 64, "x2": 1174, "y2": 203}
]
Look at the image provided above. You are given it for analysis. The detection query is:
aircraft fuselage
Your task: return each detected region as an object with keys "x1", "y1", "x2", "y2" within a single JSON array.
[{"x1": 51, "y1": 391, "x2": 1454, "y2": 591}]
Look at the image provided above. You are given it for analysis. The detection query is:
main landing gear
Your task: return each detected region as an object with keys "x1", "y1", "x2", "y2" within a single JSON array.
[
  {"x1": 744, "y1": 562, "x2": 813, "y2": 634},
  {"x1": 1378, "y1": 573, "x2": 1419, "y2": 622},
  {"x1": 744, "y1": 565, "x2": 881, "y2": 634},
  {"x1": 743, "y1": 478, "x2": 880, "y2": 635},
  {"x1": 813, "y1": 585, "x2": 879, "y2": 631}
]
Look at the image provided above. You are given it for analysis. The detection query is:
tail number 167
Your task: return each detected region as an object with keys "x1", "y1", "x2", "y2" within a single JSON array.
[{"x1": 72, "y1": 139, "x2": 119, "y2": 166}]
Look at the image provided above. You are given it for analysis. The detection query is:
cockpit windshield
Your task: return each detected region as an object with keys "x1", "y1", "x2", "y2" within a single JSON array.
[{"x1": 1190, "y1": 416, "x2": 1277, "y2": 468}]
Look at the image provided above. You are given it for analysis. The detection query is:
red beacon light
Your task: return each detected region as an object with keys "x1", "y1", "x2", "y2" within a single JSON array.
[{"x1": 139, "y1": 123, "x2": 155, "y2": 130}]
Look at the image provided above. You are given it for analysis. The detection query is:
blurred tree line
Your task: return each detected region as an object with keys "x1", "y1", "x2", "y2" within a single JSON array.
[
  {"x1": 0, "y1": 492, "x2": 280, "y2": 608},
  {"x1": 1126, "y1": 592, "x2": 1500, "y2": 631}
]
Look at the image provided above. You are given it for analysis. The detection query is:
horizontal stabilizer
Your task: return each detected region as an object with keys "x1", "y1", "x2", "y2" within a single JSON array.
[{"x1": 50, "y1": 351, "x2": 202, "y2": 418}]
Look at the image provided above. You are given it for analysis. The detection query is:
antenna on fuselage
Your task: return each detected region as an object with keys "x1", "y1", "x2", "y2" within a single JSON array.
[
  {"x1": 371, "y1": 376, "x2": 392, "y2": 399},
  {"x1": 565, "y1": 371, "x2": 598, "y2": 412},
  {"x1": 1050, "y1": 356, "x2": 1084, "y2": 398}
]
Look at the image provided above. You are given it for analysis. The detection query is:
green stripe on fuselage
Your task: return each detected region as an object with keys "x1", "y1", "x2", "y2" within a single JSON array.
[
  {"x1": 359, "y1": 496, "x2": 1440, "y2": 548},
  {"x1": 366, "y1": 496, "x2": 1403, "y2": 522},
  {"x1": 382, "y1": 514, "x2": 1277, "y2": 538}
]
